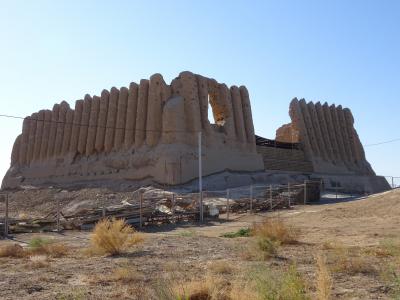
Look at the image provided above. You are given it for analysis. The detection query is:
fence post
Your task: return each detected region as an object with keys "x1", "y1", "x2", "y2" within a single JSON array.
[
  {"x1": 57, "y1": 196, "x2": 60, "y2": 233},
  {"x1": 172, "y1": 193, "x2": 175, "y2": 223},
  {"x1": 101, "y1": 195, "x2": 106, "y2": 218},
  {"x1": 320, "y1": 179, "x2": 323, "y2": 194},
  {"x1": 226, "y1": 189, "x2": 230, "y2": 220},
  {"x1": 304, "y1": 180, "x2": 307, "y2": 205},
  {"x1": 392, "y1": 177, "x2": 394, "y2": 189},
  {"x1": 139, "y1": 192, "x2": 143, "y2": 228},
  {"x1": 200, "y1": 191, "x2": 204, "y2": 223},
  {"x1": 335, "y1": 182, "x2": 338, "y2": 200},
  {"x1": 288, "y1": 182, "x2": 291, "y2": 208},
  {"x1": 269, "y1": 185, "x2": 273, "y2": 210},
  {"x1": 249, "y1": 185, "x2": 253, "y2": 214},
  {"x1": 4, "y1": 193, "x2": 9, "y2": 238}
]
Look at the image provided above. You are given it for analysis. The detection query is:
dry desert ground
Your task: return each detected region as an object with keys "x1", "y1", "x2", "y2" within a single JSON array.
[{"x1": 1, "y1": 189, "x2": 400, "y2": 299}]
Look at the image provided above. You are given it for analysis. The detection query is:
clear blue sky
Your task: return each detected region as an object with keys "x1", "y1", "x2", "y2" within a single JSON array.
[{"x1": 0, "y1": 0, "x2": 399, "y2": 182}]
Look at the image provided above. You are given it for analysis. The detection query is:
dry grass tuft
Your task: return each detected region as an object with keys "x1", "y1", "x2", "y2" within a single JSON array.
[
  {"x1": 0, "y1": 241, "x2": 68, "y2": 259},
  {"x1": 28, "y1": 255, "x2": 49, "y2": 268},
  {"x1": 28, "y1": 242, "x2": 69, "y2": 258},
  {"x1": 85, "y1": 267, "x2": 142, "y2": 286},
  {"x1": 252, "y1": 218, "x2": 299, "y2": 245},
  {"x1": 229, "y1": 280, "x2": 261, "y2": 300},
  {"x1": 329, "y1": 247, "x2": 377, "y2": 275},
  {"x1": 247, "y1": 217, "x2": 299, "y2": 260},
  {"x1": 55, "y1": 287, "x2": 88, "y2": 299},
  {"x1": 155, "y1": 263, "x2": 310, "y2": 300},
  {"x1": 111, "y1": 267, "x2": 141, "y2": 284},
  {"x1": 316, "y1": 253, "x2": 332, "y2": 300},
  {"x1": 208, "y1": 260, "x2": 235, "y2": 275},
  {"x1": 368, "y1": 239, "x2": 400, "y2": 258},
  {"x1": 90, "y1": 218, "x2": 144, "y2": 256},
  {"x1": 0, "y1": 243, "x2": 25, "y2": 258},
  {"x1": 156, "y1": 274, "x2": 230, "y2": 300},
  {"x1": 321, "y1": 240, "x2": 343, "y2": 250}
]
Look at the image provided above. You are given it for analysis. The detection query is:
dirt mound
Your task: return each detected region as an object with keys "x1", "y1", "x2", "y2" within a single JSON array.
[
  {"x1": 283, "y1": 189, "x2": 400, "y2": 247},
  {"x1": 322, "y1": 189, "x2": 400, "y2": 219},
  {"x1": 0, "y1": 187, "x2": 164, "y2": 219}
]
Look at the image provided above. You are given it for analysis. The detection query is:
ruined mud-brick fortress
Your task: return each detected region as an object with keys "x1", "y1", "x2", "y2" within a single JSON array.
[{"x1": 2, "y1": 71, "x2": 389, "y2": 193}]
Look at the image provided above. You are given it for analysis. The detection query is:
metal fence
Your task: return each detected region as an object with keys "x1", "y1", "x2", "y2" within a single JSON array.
[
  {"x1": 0, "y1": 180, "x2": 322, "y2": 236},
  {"x1": 383, "y1": 176, "x2": 400, "y2": 189},
  {"x1": 0, "y1": 193, "x2": 9, "y2": 238}
]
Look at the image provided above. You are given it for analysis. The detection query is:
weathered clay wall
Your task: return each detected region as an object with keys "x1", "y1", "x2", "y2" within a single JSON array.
[
  {"x1": 275, "y1": 123, "x2": 300, "y2": 143},
  {"x1": 285, "y1": 98, "x2": 375, "y2": 175},
  {"x1": 3, "y1": 71, "x2": 263, "y2": 189}
]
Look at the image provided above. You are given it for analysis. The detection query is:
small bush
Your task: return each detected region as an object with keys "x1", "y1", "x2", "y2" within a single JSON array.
[
  {"x1": 0, "y1": 244, "x2": 25, "y2": 258},
  {"x1": 252, "y1": 265, "x2": 310, "y2": 300},
  {"x1": 256, "y1": 237, "x2": 280, "y2": 259},
  {"x1": 316, "y1": 254, "x2": 332, "y2": 300},
  {"x1": 178, "y1": 229, "x2": 197, "y2": 237},
  {"x1": 249, "y1": 218, "x2": 299, "y2": 260},
  {"x1": 28, "y1": 237, "x2": 51, "y2": 249},
  {"x1": 252, "y1": 218, "x2": 299, "y2": 245},
  {"x1": 381, "y1": 263, "x2": 400, "y2": 298},
  {"x1": 56, "y1": 287, "x2": 88, "y2": 300},
  {"x1": 26, "y1": 237, "x2": 69, "y2": 258},
  {"x1": 90, "y1": 218, "x2": 143, "y2": 256},
  {"x1": 221, "y1": 228, "x2": 251, "y2": 238}
]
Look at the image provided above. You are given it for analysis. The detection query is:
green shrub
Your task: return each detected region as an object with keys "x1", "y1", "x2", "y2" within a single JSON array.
[
  {"x1": 257, "y1": 238, "x2": 280, "y2": 258},
  {"x1": 221, "y1": 228, "x2": 251, "y2": 238},
  {"x1": 28, "y1": 237, "x2": 51, "y2": 249},
  {"x1": 252, "y1": 265, "x2": 310, "y2": 300}
]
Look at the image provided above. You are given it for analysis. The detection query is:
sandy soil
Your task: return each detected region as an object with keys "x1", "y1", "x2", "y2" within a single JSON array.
[{"x1": 0, "y1": 189, "x2": 400, "y2": 299}]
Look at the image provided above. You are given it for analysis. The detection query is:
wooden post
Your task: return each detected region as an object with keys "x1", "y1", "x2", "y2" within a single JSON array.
[
  {"x1": 226, "y1": 189, "x2": 230, "y2": 220},
  {"x1": 139, "y1": 192, "x2": 143, "y2": 228},
  {"x1": 269, "y1": 185, "x2": 273, "y2": 210},
  {"x1": 249, "y1": 185, "x2": 253, "y2": 214},
  {"x1": 392, "y1": 177, "x2": 394, "y2": 189},
  {"x1": 288, "y1": 182, "x2": 291, "y2": 208},
  {"x1": 304, "y1": 180, "x2": 307, "y2": 205}
]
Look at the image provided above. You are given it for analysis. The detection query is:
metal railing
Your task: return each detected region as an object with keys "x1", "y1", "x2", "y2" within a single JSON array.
[
  {"x1": 383, "y1": 176, "x2": 400, "y2": 189},
  {"x1": 0, "y1": 180, "x2": 322, "y2": 236}
]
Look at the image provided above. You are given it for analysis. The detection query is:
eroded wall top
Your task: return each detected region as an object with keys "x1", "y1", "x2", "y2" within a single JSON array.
[
  {"x1": 3, "y1": 71, "x2": 264, "y2": 189},
  {"x1": 281, "y1": 98, "x2": 374, "y2": 175},
  {"x1": 10, "y1": 71, "x2": 257, "y2": 168}
]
